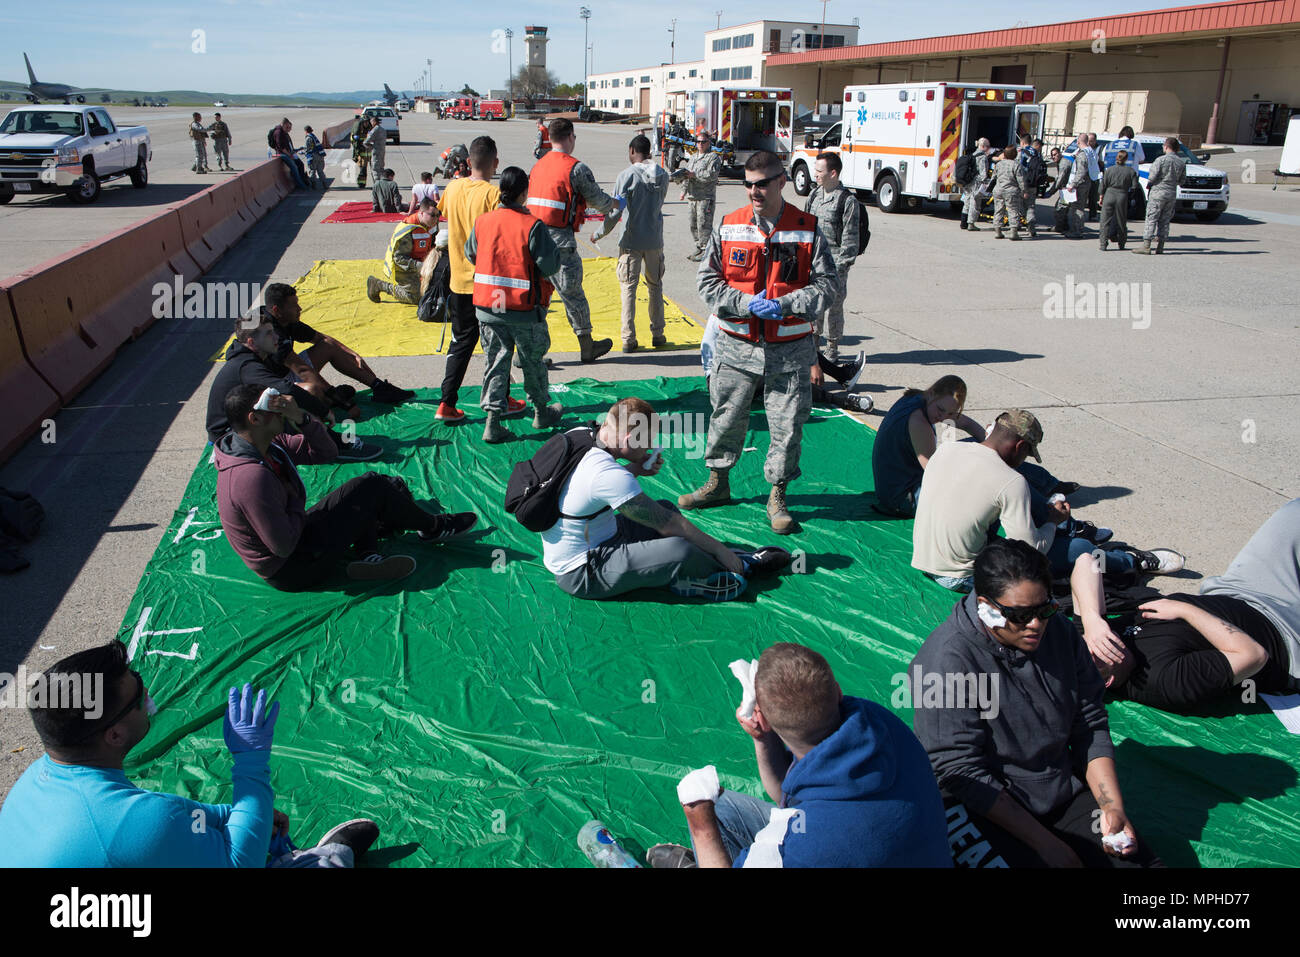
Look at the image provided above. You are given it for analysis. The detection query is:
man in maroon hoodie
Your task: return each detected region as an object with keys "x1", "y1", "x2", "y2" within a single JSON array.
[{"x1": 215, "y1": 383, "x2": 478, "y2": 589}]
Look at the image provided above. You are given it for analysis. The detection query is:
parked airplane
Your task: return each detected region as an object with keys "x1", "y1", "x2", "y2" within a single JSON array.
[{"x1": 19, "y1": 53, "x2": 108, "y2": 104}]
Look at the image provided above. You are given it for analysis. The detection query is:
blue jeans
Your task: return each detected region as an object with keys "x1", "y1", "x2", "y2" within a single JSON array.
[
  {"x1": 692, "y1": 790, "x2": 777, "y2": 863},
  {"x1": 1046, "y1": 537, "x2": 1136, "y2": 578}
]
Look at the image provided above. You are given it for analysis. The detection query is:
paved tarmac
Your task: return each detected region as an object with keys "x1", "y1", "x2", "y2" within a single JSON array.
[{"x1": 1, "y1": 110, "x2": 1297, "y2": 793}]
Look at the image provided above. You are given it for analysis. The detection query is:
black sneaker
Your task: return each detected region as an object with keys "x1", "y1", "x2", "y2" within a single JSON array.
[
  {"x1": 1050, "y1": 480, "x2": 1081, "y2": 496},
  {"x1": 1129, "y1": 547, "x2": 1185, "y2": 575},
  {"x1": 646, "y1": 843, "x2": 697, "y2": 868},
  {"x1": 1068, "y1": 519, "x2": 1113, "y2": 545},
  {"x1": 329, "y1": 384, "x2": 358, "y2": 408},
  {"x1": 418, "y1": 512, "x2": 478, "y2": 542},
  {"x1": 335, "y1": 436, "x2": 381, "y2": 461},
  {"x1": 316, "y1": 818, "x2": 381, "y2": 859},
  {"x1": 735, "y1": 546, "x2": 792, "y2": 577},
  {"x1": 841, "y1": 350, "x2": 867, "y2": 392},
  {"x1": 347, "y1": 553, "x2": 416, "y2": 581},
  {"x1": 371, "y1": 378, "x2": 416, "y2": 404}
]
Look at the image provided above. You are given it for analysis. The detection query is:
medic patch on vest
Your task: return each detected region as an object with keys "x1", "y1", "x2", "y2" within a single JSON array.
[{"x1": 728, "y1": 247, "x2": 752, "y2": 268}]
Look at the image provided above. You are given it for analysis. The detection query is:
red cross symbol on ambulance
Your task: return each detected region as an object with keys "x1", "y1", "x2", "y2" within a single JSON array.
[{"x1": 904, "y1": 106, "x2": 916, "y2": 125}]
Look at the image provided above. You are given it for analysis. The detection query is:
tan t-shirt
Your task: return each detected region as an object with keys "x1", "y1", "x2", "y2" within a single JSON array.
[
  {"x1": 911, "y1": 441, "x2": 1055, "y2": 579},
  {"x1": 438, "y1": 178, "x2": 500, "y2": 295}
]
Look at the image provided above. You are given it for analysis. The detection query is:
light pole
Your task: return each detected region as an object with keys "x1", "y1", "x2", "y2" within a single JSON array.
[
  {"x1": 426, "y1": 59, "x2": 432, "y2": 98},
  {"x1": 668, "y1": 18, "x2": 677, "y2": 64},
  {"x1": 580, "y1": 7, "x2": 591, "y2": 102},
  {"x1": 505, "y1": 28, "x2": 514, "y2": 99}
]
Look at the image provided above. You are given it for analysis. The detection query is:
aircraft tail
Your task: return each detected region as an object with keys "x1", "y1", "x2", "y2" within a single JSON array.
[
  {"x1": 384, "y1": 84, "x2": 395, "y2": 97},
  {"x1": 24, "y1": 52, "x2": 38, "y2": 85}
]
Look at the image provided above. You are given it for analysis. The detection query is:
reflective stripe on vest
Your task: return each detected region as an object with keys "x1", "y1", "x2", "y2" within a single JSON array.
[
  {"x1": 471, "y1": 207, "x2": 546, "y2": 312},
  {"x1": 526, "y1": 151, "x2": 586, "y2": 230},
  {"x1": 384, "y1": 216, "x2": 431, "y2": 278},
  {"x1": 716, "y1": 204, "x2": 817, "y2": 344}
]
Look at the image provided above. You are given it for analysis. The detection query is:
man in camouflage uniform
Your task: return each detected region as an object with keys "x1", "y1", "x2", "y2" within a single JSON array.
[
  {"x1": 189, "y1": 112, "x2": 210, "y2": 174},
  {"x1": 960, "y1": 139, "x2": 992, "y2": 231},
  {"x1": 367, "y1": 200, "x2": 437, "y2": 304},
  {"x1": 1042, "y1": 135, "x2": 1091, "y2": 239},
  {"x1": 680, "y1": 131, "x2": 722, "y2": 262},
  {"x1": 1134, "y1": 136, "x2": 1187, "y2": 255},
  {"x1": 679, "y1": 151, "x2": 837, "y2": 535},
  {"x1": 209, "y1": 113, "x2": 232, "y2": 171},
  {"x1": 363, "y1": 119, "x2": 386, "y2": 191},
  {"x1": 802, "y1": 151, "x2": 859, "y2": 361},
  {"x1": 525, "y1": 117, "x2": 624, "y2": 363},
  {"x1": 991, "y1": 146, "x2": 1028, "y2": 241},
  {"x1": 350, "y1": 116, "x2": 371, "y2": 189}
]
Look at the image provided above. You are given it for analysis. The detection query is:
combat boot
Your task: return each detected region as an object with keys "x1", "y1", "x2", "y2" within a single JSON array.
[
  {"x1": 966, "y1": 220, "x2": 980, "y2": 232},
  {"x1": 1028, "y1": 223, "x2": 1038, "y2": 238},
  {"x1": 1132, "y1": 241, "x2": 1153, "y2": 255},
  {"x1": 767, "y1": 483, "x2": 798, "y2": 535},
  {"x1": 366, "y1": 276, "x2": 382, "y2": 302},
  {"x1": 994, "y1": 225, "x2": 1004, "y2": 239},
  {"x1": 1156, "y1": 237, "x2": 1166, "y2": 254},
  {"x1": 579, "y1": 334, "x2": 613, "y2": 363},
  {"x1": 678, "y1": 469, "x2": 731, "y2": 510},
  {"x1": 959, "y1": 217, "x2": 968, "y2": 230},
  {"x1": 482, "y1": 411, "x2": 511, "y2": 444},
  {"x1": 533, "y1": 402, "x2": 563, "y2": 429},
  {"x1": 1008, "y1": 230, "x2": 1021, "y2": 241}
]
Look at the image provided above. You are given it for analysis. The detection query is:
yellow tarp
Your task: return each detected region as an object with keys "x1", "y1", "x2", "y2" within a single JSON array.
[{"x1": 215, "y1": 258, "x2": 703, "y2": 360}]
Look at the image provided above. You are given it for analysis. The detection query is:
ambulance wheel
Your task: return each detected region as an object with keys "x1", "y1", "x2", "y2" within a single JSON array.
[
  {"x1": 792, "y1": 162, "x2": 811, "y2": 196},
  {"x1": 875, "y1": 173, "x2": 902, "y2": 213}
]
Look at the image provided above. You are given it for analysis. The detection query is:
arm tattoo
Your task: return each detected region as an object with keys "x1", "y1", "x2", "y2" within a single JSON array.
[
  {"x1": 1097, "y1": 783, "x2": 1114, "y2": 808},
  {"x1": 616, "y1": 492, "x2": 673, "y2": 533}
]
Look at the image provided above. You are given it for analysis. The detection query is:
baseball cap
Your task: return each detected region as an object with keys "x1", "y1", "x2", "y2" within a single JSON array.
[{"x1": 996, "y1": 410, "x2": 1043, "y2": 462}]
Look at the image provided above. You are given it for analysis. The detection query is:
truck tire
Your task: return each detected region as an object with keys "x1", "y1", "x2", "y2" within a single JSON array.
[
  {"x1": 129, "y1": 156, "x2": 148, "y2": 189},
  {"x1": 875, "y1": 173, "x2": 902, "y2": 213},
  {"x1": 0, "y1": 189, "x2": 12, "y2": 205},
  {"x1": 68, "y1": 168, "x2": 101, "y2": 204},
  {"x1": 792, "y1": 161, "x2": 811, "y2": 196},
  {"x1": 393, "y1": 134, "x2": 400, "y2": 144}
]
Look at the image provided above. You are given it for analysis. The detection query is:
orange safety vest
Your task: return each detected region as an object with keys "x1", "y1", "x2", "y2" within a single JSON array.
[
  {"x1": 384, "y1": 213, "x2": 433, "y2": 277},
  {"x1": 526, "y1": 150, "x2": 585, "y2": 230},
  {"x1": 536, "y1": 121, "x2": 552, "y2": 154},
  {"x1": 471, "y1": 207, "x2": 553, "y2": 312},
  {"x1": 714, "y1": 204, "x2": 817, "y2": 343}
]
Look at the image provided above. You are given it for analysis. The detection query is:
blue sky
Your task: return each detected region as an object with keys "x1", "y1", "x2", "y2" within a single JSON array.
[{"x1": 6, "y1": 0, "x2": 1197, "y2": 94}]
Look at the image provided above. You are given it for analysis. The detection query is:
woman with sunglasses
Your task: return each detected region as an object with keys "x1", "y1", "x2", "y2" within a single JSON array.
[{"x1": 909, "y1": 538, "x2": 1162, "y2": 868}]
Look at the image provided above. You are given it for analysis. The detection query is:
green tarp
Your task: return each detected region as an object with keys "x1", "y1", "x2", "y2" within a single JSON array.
[{"x1": 119, "y1": 377, "x2": 1300, "y2": 866}]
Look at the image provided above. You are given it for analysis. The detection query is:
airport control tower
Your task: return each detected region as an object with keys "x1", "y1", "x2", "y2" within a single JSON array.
[{"x1": 525, "y1": 25, "x2": 548, "y2": 83}]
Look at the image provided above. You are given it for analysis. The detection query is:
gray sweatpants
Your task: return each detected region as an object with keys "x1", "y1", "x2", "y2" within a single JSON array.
[{"x1": 554, "y1": 506, "x2": 720, "y2": 600}]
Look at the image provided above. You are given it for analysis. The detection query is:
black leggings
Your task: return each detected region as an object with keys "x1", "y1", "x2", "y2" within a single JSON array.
[{"x1": 266, "y1": 473, "x2": 439, "y2": 591}]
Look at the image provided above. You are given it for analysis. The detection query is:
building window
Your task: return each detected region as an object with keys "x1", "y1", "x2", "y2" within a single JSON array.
[
  {"x1": 689, "y1": 69, "x2": 697, "y2": 77},
  {"x1": 731, "y1": 66, "x2": 752, "y2": 80},
  {"x1": 712, "y1": 36, "x2": 732, "y2": 52},
  {"x1": 668, "y1": 71, "x2": 676, "y2": 79},
  {"x1": 711, "y1": 67, "x2": 728, "y2": 81},
  {"x1": 806, "y1": 34, "x2": 846, "y2": 49},
  {"x1": 612, "y1": 78, "x2": 620, "y2": 87},
  {"x1": 625, "y1": 99, "x2": 633, "y2": 108},
  {"x1": 640, "y1": 75, "x2": 650, "y2": 83},
  {"x1": 734, "y1": 33, "x2": 754, "y2": 49}
]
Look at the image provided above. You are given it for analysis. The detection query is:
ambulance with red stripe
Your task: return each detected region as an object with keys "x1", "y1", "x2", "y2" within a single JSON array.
[
  {"x1": 790, "y1": 82, "x2": 1042, "y2": 214},
  {"x1": 687, "y1": 87, "x2": 794, "y2": 176}
]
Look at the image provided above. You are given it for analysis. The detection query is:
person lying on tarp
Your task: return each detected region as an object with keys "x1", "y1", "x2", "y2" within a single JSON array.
[
  {"x1": 0, "y1": 640, "x2": 379, "y2": 867},
  {"x1": 646, "y1": 642, "x2": 952, "y2": 868},
  {"x1": 205, "y1": 311, "x2": 380, "y2": 463},
  {"x1": 215, "y1": 383, "x2": 478, "y2": 589},
  {"x1": 263, "y1": 282, "x2": 415, "y2": 415},
  {"x1": 1099, "y1": 498, "x2": 1300, "y2": 714},
  {"x1": 911, "y1": 538, "x2": 1163, "y2": 868},
  {"x1": 535, "y1": 397, "x2": 790, "y2": 602}
]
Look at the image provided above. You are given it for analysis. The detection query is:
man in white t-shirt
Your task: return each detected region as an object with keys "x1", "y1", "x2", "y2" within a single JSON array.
[
  {"x1": 911, "y1": 409, "x2": 1180, "y2": 592},
  {"x1": 409, "y1": 171, "x2": 440, "y2": 214},
  {"x1": 543, "y1": 397, "x2": 790, "y2": 601}
]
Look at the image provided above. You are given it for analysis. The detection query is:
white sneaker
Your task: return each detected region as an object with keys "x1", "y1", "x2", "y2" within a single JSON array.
[{"x1": 1134, "y1": 548, "x2": 1185, "y2": 575}]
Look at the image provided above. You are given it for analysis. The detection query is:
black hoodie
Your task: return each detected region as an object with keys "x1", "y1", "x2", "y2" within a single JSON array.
[
  {"x1": 909, "y1": 592, "x2": 1113, "y2": 818},
  {"x1": 205, "y1": 340, "x2": 330, "y2": 443}
]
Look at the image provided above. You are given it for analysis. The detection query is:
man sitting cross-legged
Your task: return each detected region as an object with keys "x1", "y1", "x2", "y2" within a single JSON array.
[
  {"x1": 215, "y1": 384, "x2": 477, "y2": 589},
  {"x1": 541, "y1": 397, "x2": 790, "y2": 602},
  {"x1": 264, "y1": 281, "x2": 415, "y2": 414}
]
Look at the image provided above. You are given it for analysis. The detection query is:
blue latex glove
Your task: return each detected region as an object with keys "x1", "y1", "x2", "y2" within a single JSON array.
[
  {"x1": 223, "y1": 683, "x2": 280, "y2": 754},
  {"x1": 748, "y1": 296, "x2": 784, "y2": 320},
  {"x1": 613, "y1": 194, "x2": 628, "y2": 213}
]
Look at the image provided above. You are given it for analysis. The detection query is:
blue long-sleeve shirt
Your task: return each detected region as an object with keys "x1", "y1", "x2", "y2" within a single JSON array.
[{"x1": 0, "y1": 751, "x2": 274, "y2": 867}]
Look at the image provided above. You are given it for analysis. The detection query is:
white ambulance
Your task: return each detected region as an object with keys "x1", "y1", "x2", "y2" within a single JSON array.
[
  {"x1": 687, "y1": 87, "x2": 794, "y2": 176},
  {"x1": 790, "y1": 82, "x2": 1043, "y2": 213}
]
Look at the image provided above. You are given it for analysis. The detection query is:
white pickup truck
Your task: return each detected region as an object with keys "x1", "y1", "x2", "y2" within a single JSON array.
[{"x1": 0, "y1": 105, "x2": 151, "y2": 204}]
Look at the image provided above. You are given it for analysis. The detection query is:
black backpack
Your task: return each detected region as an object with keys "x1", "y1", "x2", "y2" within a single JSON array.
[
  {"x1": 416, "y1": 252, "x2": 451, "y2": 323},
  {"x1": 267, "y1": 127, "x2": 278, "y2": 150},
  {"x1": 504, "y1": 425, "x2": 610, "y2": 532},
  {"x1": 954, "y1": 153, "x2": 977, "y2": 186},
  {"x1": 1023, "y1": 150, "x2": 1047, "y2": 188},
  {"x1": 838, "y1": 189, "x2": 870, "y2": 256}
]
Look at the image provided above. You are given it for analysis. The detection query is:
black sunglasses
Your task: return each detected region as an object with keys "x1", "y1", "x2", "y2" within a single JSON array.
[
  {"x1": 743, "y1": 172, "x2": 784, "y2": 190},
  {"x1": 70, "y1": 670, "x2": 144, "y2": 744},
  {"x1": 989, "y1": 597, "x2": 1059, "y2": 627}
]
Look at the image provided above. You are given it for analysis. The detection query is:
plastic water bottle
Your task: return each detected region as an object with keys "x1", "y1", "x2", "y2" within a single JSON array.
[
  {"x1": 844, "y1": 394, "x2": 874, "y2": 413},
  {"x1": 576, "y1": 820, "x2": 642, "y2": 868}
]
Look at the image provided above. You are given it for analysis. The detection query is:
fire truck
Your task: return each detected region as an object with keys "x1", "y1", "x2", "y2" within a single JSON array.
[
  {"x1": 687, "y1": 87, "x2": 794, "y2": 176},
  {"x1": 478, "y1": 99, "x2": 507, "y2": 120},
  {"x1": 448, "y1": 97, "x2": 476, "y2": 120},
  {"x1": 790, "y1": 82, "x2": 1042, "y2": 213}
]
